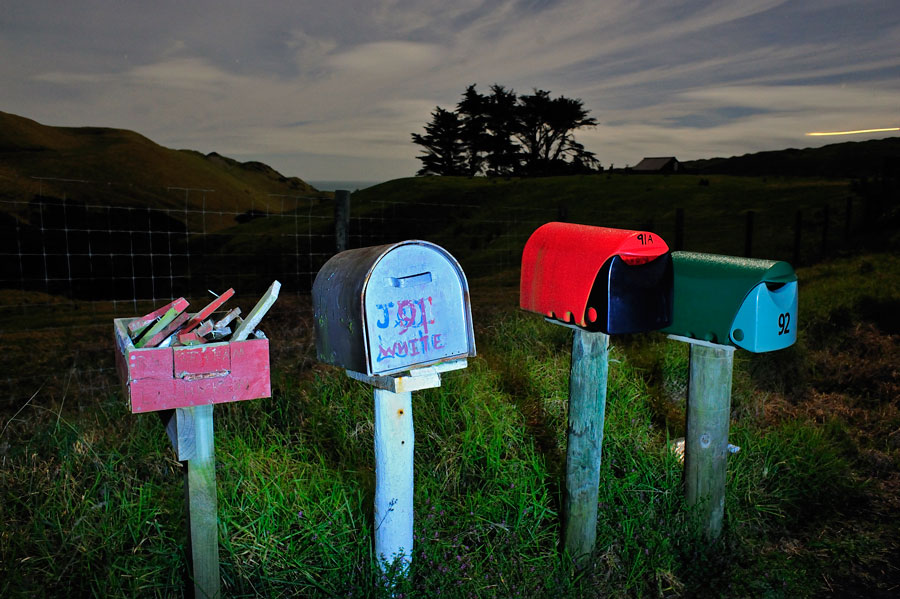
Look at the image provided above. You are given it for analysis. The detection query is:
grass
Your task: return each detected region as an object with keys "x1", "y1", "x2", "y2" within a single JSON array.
[{"x1": 2, "y1": 250, "x2": 898, "y2": 597}]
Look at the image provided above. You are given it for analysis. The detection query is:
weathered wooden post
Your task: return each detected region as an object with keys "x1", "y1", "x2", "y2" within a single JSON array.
[
  {"x1": 744, "y1": 210, "x2": 755, "y2": 258},
  {"x1": 663, "y1": 253, "x2": 798, "y2": 538},
  {"x1": 519, "y1": 223, "x2": 674, "y2": 566},
  {"x1": 114, "y1": 283, "x2": 279, "y2": 598},
  {"x1": 312, "y1": 241, "x2": 476, "y2": 578},
  {"x1": 683, "y1": 342, "x2": 734, "y2": 539},
  {"x1": 335, "y1": 189, "x2": 351, "y2": 253},
  {"x1": 563, "y1": 329, "x2": 609, "y2": 560}
]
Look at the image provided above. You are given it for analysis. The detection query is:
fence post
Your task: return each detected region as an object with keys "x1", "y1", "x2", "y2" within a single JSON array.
[
  {"x1": 675, "y1": 208, "x2": 685, "y2": 251},
  {"x1": 563, "y1": 329, "x2": 609, "y2": 566},
  {"x1": 821, "y1": 203, "x2": 830, "y2": 258},
  {"x1": 335, "y1": 189, "x2": 351, "y2": 253},
  {"x1": 793, "y1": 210, "x2": 802, "y2": 266},
  {"x1": 744, "y1": 210, "x2": 755, "y2": 258},
  {"x1": 845, "y1": 196, "x2": 853, "y2": 241}
]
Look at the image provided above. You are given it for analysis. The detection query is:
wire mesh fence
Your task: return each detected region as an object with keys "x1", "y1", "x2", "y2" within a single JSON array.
[{"x1": 0, "y1": 175, "x2": 889, "y2": 406}]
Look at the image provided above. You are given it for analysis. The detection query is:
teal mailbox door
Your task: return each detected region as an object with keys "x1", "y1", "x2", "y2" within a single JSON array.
[
  {"x1": 663, "y1": 252, "x2": 797, "y2": 353},
  {"x1": 731, "y1": 279, "x2": 797, "y2": 352}
]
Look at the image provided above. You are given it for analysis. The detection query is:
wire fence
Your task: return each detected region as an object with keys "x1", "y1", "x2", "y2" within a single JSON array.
[{"x1": 0, "y1": 175, "x2": 894, "y2": 406}]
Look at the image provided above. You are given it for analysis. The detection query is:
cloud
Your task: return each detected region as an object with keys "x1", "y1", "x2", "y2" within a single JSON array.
[{"x1": 2, "y1": 0, "x2": 899, "y2": 179}]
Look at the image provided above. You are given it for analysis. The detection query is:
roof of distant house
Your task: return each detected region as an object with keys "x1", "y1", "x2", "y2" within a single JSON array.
[{"x1": 633, "y1": 157, "x2": 679, "y2": 171}]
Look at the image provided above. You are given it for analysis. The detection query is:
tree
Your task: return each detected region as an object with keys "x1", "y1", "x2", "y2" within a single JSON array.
[
  {"x1": 514, "y1": 89, "x2": 598, "y2": 175},
  {"x1": 413, "y1": 84, "x2": 599, "y2": 177},
  {"x1": 410, "y1": 107, "x2": 466, "y2": 176}
]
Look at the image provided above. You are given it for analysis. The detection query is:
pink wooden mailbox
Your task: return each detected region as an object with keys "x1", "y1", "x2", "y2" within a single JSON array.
[{"x1": 114, "y1": 317, "x2": 270, "y2": 413}]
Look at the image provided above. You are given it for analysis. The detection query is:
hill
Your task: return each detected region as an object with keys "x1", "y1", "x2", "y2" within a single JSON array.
[
  {"x1": 0, "y1": 111, "x2": 326, "y2": 230},
  {"x1": 683, "y1": 136, "x2": 900, "y2": 178}
]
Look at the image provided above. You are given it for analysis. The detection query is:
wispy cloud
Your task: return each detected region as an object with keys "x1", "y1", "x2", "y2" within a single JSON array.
[{"x1": 2, "y1": 0, "x2": 899, "y2": 179}]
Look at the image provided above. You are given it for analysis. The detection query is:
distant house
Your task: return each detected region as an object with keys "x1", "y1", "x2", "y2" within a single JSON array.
[{"x1": 633, "y1": 157, "x2": 681, "y2": 173}]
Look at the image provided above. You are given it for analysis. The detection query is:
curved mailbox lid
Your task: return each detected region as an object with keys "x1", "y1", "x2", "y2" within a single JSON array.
[
  {"x1": 313, "y1": 240, "x2": 475, "y2": 376},
  {"x1": 520, "y1": 222, "x2": 671, "y2": 332},
  {"x1": 661, "y1": 251, "x2": 797, "y2": 352}
]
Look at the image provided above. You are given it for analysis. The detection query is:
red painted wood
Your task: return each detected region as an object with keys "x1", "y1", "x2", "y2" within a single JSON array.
[
  {"x1": 520, "y1": 223, "x2": 670, "y2": 327},
  {"x1": 128, "y1": 348, "x2": 174, "y2": 380},
  {"x1": 129, "y1": 378, "x2": 177, "y2": 413},
  {"x1": 140, "y1": 311, "x2": 190, "y2": 348},
  {"x1": 127, "y1": 297, "x2": 189, "y2": 336},
  {"x1": 174, "y1": 344, "x2": 231, "y2": 377},
  {"x1": 182, "y1": 288, "x2": 235, "y2": 334},
  {"x1": 117, "y1": 319, "x2": 271, "y2": 413}
]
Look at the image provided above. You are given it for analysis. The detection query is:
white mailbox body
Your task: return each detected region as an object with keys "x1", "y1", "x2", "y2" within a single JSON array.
[{"x1": 313, "y1": 240, "x2": 476, "y2": 376}]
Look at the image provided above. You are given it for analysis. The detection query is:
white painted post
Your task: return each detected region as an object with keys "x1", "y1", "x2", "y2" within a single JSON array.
[{"x1": 373, "y1": 388, "x2": 415, "y2": 573}]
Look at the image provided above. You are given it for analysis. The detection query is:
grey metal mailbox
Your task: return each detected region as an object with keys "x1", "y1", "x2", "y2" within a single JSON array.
[{"x1": 312, "y1": 240, "x2": 476, "y2": 377}]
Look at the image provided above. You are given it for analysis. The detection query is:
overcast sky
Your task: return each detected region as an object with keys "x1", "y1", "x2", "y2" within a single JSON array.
[{"x1": 3, "y1": 1, "x2": 899, "y2": 182}]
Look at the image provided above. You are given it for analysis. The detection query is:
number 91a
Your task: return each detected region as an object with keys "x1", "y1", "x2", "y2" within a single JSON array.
[{"x1": 777, "y1": 312, "x2": 791, "y2": 335}]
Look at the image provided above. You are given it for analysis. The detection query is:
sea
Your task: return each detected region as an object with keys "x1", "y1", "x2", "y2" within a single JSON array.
[{"x1": 306, "y1": 180, "x2": 383, "y2": 192}]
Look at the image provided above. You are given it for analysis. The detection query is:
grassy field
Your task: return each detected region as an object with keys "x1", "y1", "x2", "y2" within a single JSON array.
[{"x1": 1, "y1": 251, "x2": 898, "y2": 598}]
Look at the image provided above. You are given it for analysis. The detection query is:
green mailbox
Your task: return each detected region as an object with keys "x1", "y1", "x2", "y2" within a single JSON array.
[{"x1": 662, "y1": 252, "x2": 798, "y2": 353}]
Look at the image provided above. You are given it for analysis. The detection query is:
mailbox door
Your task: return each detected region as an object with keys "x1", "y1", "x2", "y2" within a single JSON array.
[
  {"x1": 730, "y1": 280, "x2": 798, "y2": 352},
  {"x1": 590, "y1": 253, "x2": 673, "y2": 334},
  {"x1": 363, "y1": 243, "x2": 474, "y2": 375}
]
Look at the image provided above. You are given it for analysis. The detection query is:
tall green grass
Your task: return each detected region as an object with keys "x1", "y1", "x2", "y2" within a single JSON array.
[{"x1": 3, "y1": 255, "x2": 896, "y2": 597}]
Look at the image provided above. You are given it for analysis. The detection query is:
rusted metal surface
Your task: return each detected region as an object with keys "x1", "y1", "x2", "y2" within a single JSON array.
[
  {"x1": 520, "y1": 222, "x2": 673, "y2": 334},
  {"x1": 114, "y1": 317, "x2": 270, "y2": 413},
  {"x1": 312, "y1": 240, "x2": 476, "y2": 376}
]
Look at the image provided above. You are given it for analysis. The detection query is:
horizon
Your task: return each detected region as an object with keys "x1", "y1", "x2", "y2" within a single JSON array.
[{"x1": 3, "y1": 1, "x2": 899, "y2": 181}]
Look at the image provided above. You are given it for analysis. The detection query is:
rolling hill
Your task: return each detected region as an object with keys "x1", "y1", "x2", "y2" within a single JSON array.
[
  {"x1": 0, "y1": 110, "x2": 327, "y2": 230},
  {"x1": 683, "y1": 136, "x2": 900, "y2": 178}
]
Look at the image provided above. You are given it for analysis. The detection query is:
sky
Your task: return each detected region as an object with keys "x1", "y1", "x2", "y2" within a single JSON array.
[{"x1": 2, "y1": 0, "x2": 899, "y2": 182}]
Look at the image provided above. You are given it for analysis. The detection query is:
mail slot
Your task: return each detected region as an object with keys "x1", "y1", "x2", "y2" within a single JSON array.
[
  {"x1": 313, "y1": 240, "x2": 476, "y2": 376},
  {"x1": 520, "y1": 222, "x2": 673, "y2": 334},
  {"x1": 662, "y1": 252, "x2": 798, "y2": 352}
]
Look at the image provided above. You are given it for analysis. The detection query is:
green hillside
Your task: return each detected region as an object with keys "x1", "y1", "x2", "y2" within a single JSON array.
[
  {"x1": 683, "y1": 136, "x2": 900, "y2": 178},
  {"x1": 0, "y1": 111, "x2": 327, "y2": 230}
]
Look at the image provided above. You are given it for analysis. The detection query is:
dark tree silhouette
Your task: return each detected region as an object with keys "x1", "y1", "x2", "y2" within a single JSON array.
[
  {"x1": 410, "y1": 107, "x2": 467, "y2": 176},
  {"x1": 413, "y1": 84, "x2": 599, "y2": 176}
]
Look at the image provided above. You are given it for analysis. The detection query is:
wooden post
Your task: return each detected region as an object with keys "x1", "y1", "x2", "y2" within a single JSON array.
[
  {"x1": 821, "y1": 203, "x2": 830, "y2": 257},
  {"x1": 744, "y1": 210, "x2": 755, "y2": 258},
  {"x1": 176, "y1": 404, "x2": 221, "y2": 599},
  {"x1": 845, "y1": 196, "x2": 853, "y2": 241},
  {"x1": 335, "y1": 189, "x2": 351, "y2": 253},
  {"x1": 374, "y1": 388, "x2": 414, "y2": 573},
  {"x1": 563, "y1": 329, "x2": 609, "y2": 566},
  {"x1": 793, "y1": 210, "x2": 803, "y2": 266},
  {"x1": 674, "y1": 208, "x2": 685, "y2": 251},
  {"x1": 684, "y1": 342, "x2": 734, "y2": 540}
]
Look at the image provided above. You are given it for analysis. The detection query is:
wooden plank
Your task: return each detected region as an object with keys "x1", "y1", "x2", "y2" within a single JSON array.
[
  {"x1": 231, "y1": 339, "x2": 271, "y2": 400},
  {"x1": 214, "y1": 307, "x2": 241, "y2": 329},
  {"x1": 563, "y1": 329, "x2": 609, "y2": 567},
  {"x1": 127, "y1": 347, "x2": 174, "y2": 381},
  {"x1": 128, "y1": 297, "x2": 189, "y2": 338},
  {"x1": 684, "y1": 342, "x2": 734, "y2": 540},
  {"x1": 174, "y1": 344, "x2": 231, "y2": 378},
  {"x1": 373, "y1": 387, "x2": 414, "y2": 574},
  {"x1": 231, "y1": 281, "x2": 281, "y2": 341},
  {"x1": 136, "y1": 311, "x2": 190, "y2": 349},
  {"x1": 178, "y1": 404, "x2": 221, "y2": 599},
  {"x1": 182, "y1": 289, "x2": 235, "y2": 334}
]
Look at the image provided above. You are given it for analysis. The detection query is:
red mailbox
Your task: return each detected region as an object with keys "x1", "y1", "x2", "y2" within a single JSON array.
[{"x1": 520, "y1": 222, "x2": 673, "y2": 334}]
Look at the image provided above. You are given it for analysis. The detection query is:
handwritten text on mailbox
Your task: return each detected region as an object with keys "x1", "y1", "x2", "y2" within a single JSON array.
[{"x1": 374, "y1": 296, "x2": 445, "y2": 362}]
